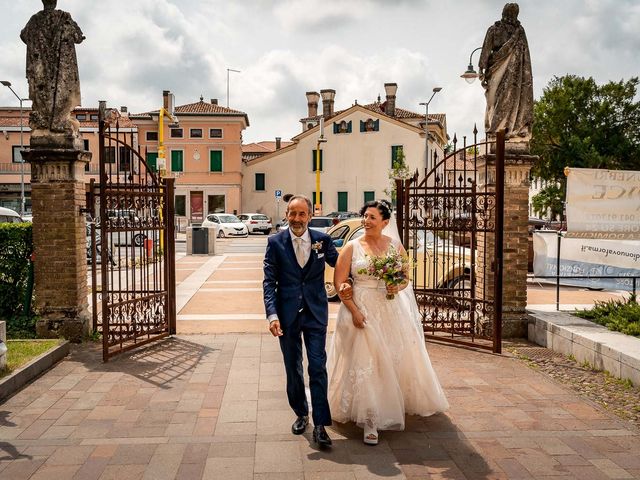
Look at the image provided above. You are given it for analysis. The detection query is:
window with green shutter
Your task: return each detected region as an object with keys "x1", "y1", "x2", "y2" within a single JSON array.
[
  {"x1": 255, "y1": 173, "x2": 265, "y2": 191},
  {"x1": 312, "y1": 149, "x2": 323, "y2": 171},
  {"x1": 210, "y1": 150, "x2": 222, "y2": 172},
  {"x1": 364, "y1": 191, "x2": 375, "y2": 203},
  {"x1": 337, "y1": 192, "x2": 348, "y2": 211},
  {"x1": 146, "y1": 152, "x2": 158, "y2": 173},
  {"x1": 171, "y1": 150, "x2": 183, "y2": 172}
]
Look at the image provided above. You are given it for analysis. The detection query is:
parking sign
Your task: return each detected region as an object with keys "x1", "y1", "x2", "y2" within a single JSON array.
[{"x1": 275, "y1": 189, "x2": 282, "y2": 198}]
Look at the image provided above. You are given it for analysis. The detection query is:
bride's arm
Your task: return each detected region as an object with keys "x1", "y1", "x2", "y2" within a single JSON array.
[{"x1": 334, "y1": 244, "x2": 366, "y2": 328}]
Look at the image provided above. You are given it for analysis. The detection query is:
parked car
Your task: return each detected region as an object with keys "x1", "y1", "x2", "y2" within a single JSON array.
[
  {"x1": 105, "y1": 209, "x2": 151, "y2": 247},
  {"x1": 0, "y1": 206, "x2": 24, "y2": 223},
  {"x1": 238, "y1": 213, "x2": 272, "y2": 235},
  {"x1": 326, "y1": 211, "x2": 360, "y2": 225},
  {"x1": 323, "y1": 218, "x2": 471, "y2": 300},
  {"x1": 277, "y1": 219, "x2": 288, "y2": 232},
  {"x1": 202, "y1": 213, "x2": 248, "y2": 238},
  {"x1": 308, "y1": 216, "x2": 335, "y2": 233}
]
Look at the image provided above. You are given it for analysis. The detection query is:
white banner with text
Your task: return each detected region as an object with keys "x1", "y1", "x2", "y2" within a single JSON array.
[
  {"x1": 533, "y1": 231, "x2": 640, "y2": 291},
  {"x1": 565, "y1": 167, "x2": 640, "y2": 240}
]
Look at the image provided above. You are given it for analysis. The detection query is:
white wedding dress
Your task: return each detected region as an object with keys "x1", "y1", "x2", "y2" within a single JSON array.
[{"x1": 327, "y1": 238, "x2": 449, "y2": 430}]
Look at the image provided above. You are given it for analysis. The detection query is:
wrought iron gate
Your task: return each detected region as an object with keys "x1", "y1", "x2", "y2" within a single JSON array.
[
  {"x1": 88, "y1": 101, "x2": 176, "y2": 362},
  {"x1": 396, "y1": 129, "x2": 505, "y2": 353}
]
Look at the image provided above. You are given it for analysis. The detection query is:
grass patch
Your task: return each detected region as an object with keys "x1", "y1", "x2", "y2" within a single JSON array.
[
  {"x1": 0, "y1": 340, "x2": 59, "y2": 378},
  {"x1": 575, "y1": 295, "x2": 640, "y2": 337}
]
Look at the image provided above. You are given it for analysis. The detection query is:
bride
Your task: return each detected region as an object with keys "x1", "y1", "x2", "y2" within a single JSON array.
[{"x1": 327, "y1": 199, "x2": 449, "y2": 445}]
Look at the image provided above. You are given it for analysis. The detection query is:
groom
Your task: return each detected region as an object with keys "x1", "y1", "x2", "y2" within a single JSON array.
[{"x1": 263, "y1": 195, "x2": 339, "y2": 448}]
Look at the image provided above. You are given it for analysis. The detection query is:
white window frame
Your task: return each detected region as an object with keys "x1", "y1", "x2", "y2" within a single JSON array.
[{"x1": 209, "y1": 128, "x2": 224, "y2": 139}]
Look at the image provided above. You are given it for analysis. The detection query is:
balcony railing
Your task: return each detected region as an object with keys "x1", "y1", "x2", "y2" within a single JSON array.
[{"x1": 0, "y1": 162, "x2": 31, "y2": 174}]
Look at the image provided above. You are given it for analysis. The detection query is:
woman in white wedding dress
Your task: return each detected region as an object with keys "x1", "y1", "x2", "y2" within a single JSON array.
[{"x1": 327, "y1": 200, "x2": 449, "y2": 445}]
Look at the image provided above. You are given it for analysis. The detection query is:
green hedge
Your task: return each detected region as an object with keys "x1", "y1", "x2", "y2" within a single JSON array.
[{"x1": 0, "y1": 222, "x2": 35, "y2": 337}]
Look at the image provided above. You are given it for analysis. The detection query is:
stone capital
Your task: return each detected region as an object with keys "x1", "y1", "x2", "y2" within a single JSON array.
[{"x1": 22, "y1": 148, "x2": 91, "y2": 183}]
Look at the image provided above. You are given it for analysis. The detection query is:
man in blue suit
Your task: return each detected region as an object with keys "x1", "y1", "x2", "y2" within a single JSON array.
[{"x1": 263, "y1": 195, "x2": 339, "y2": 448}]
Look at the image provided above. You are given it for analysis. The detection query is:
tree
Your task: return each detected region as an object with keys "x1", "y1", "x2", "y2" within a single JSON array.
[
  {"x1": 531, "y1": 183, "x2": 564, "y2": 220},
  {"x1": 531, "y1": 75, "x2": 640, "y2": 207}
]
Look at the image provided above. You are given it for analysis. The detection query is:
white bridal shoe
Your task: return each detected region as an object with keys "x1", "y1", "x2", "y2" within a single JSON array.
[{"x1": 363, "y1": 424, "x2": 378, "y2": 445}]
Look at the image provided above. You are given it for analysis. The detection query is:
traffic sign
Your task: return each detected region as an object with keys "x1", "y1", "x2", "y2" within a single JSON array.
[{"x1": 275, "y1": 189, "x2": 282, "y2": 198}]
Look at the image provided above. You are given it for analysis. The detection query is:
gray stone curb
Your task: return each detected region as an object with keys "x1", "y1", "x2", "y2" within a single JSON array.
[
  {"x1": 0, "y1": 340, "x2": 70, "y2": 402},
  {"x1": 527, "y1": 310, "x2": 640, "y2": 387}
]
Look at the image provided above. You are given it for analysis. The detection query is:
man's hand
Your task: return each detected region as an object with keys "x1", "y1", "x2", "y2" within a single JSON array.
[
  {"x1": 269, "y1": 319, "x2": 283, "y2": 337},
  {"x1": 337, "y1": 282, "x2": 353, "y2": 301}
]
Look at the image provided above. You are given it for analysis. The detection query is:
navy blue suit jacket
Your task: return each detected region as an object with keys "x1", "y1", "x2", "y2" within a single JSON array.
[{"x1": 263, "y1": 228, "x2": 339, "y2": 329}]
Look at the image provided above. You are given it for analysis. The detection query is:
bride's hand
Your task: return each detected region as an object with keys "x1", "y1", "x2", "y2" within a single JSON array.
[{"x1": 351, "y1": 310, "x2": 366, "y2": 329}]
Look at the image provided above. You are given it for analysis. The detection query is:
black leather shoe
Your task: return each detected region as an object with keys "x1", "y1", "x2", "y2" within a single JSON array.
[
  {"x1": 312, "y1": 425, "x2": 332, "y2": 448},
  {"x1": 291, "y1": 416, "x2": 309, "y2": 435}
]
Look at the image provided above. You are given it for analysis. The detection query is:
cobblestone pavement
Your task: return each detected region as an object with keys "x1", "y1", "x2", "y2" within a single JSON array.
[{"x1": 506, "y1": 341, "x2": 640, "y2": 432}]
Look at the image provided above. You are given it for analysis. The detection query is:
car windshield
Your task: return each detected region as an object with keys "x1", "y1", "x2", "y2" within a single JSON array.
[
  {"x1": 253, "y1": 215, "x2": 269, "y2": 221},
  {"x1": 218, "y1": 214, "x2": 240, "y2": 223}
]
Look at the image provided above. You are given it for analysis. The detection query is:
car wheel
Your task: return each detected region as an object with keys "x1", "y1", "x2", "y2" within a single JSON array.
[
  {"x1": 448, "y1": 276, "x2": 472, "y2": 298},
  {"x1": 217, "y1": 229, "x2": 225, "y2": 238},
  {"x1": 325, "y1": 282, "x2": 338, "y2": 301},
  {"x1": 133, "y1": 233, "x2": 145, "y2": 247}
]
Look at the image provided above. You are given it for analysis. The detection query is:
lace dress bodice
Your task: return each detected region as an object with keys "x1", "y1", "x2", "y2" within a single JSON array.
[{"x1": 350, "y1": 238, "x2": 399, "y2": 290}]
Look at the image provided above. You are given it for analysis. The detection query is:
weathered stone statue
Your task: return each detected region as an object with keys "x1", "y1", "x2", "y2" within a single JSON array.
[
  {"x1": 20, "y1": 0, "x2": 85, "y2": 149},
  {"x1": 479, "y1": 3, "x2": 533, "y2": 147}
]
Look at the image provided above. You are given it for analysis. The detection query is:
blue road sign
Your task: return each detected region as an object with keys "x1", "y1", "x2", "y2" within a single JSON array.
[{"x1": 275, "y1": 189, "x2": 282, "y2": 198}]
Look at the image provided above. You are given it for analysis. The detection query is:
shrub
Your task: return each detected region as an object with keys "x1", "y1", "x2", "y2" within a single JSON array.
[
  {"x1": 575, "y1": 295, "x2": 640, "y2": 338},
  {"x1": 0, "y1": 222, "x2": 35, "y2": 337}
]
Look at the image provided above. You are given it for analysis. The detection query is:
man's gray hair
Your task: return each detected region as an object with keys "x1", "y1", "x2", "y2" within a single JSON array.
[{"x1": 287, "y1": 194, "x2": 313, "y2": 214}]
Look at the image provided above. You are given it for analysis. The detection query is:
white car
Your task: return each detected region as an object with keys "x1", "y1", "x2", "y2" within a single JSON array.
[
  {"x1": 238, "y1": 213, "x2": 272, "y2": 235},
  {"x1": 202, "y1": 213, "x2": 248, "y2": 238},
  {"x1": 0, "y1": 206, "x2": 24, "y2": 223}
]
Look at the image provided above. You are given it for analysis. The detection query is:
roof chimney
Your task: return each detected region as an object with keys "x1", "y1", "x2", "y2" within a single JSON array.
[
  {"x1": 120, "y1": 106, "x2": 128, "y2": 116},
  {"x1": 275, "y1": 137, "x2": 282, "y2": 150},
  {"x1": 211, "y1": 98, "x2": 218, "y2": 105},
  {"x1": 305, "y1": 91, "x2": 320, "y2": 118},
  {"x1": 320, "y1": 89, "x2": 336, "y2": 119},
  {"x1": 384, "y1": 83, "x2": 397, "y2": 117}
]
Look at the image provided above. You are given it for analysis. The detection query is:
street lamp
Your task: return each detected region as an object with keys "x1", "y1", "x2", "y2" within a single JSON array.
[
  {"x1": 419, "y1": 87, "x2": 442, "y2": 173},
  {"x1": 1, "y1": 80, "x2": 29, "y2": 217},
  {"x1": 226, "y1": 68, "x2": 241, "y2": 108},
  {"x1": 460, "y1": 47, "x2": 482, "y2": 84}
]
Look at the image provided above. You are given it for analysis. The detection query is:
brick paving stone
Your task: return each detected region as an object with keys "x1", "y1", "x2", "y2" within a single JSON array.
[{"x1": 30, "y1": 464, "x2": 81, "y2": 479}]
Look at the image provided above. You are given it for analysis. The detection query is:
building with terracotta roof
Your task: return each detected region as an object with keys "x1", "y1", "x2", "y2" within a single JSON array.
[
  {"x1": 242, "y1": 83, "x2": 448, "y2": 223},
  {"x1": 0, "y1": 106, "x2": 135, "y2": 213},
  {"x1": 131, "y1": 91, "x2": 249, "y2": 222}
]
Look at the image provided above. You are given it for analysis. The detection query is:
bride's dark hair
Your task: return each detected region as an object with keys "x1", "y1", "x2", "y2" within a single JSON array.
[{"x1": 359, "y1": 200, "x2": 392, "y2": 220}]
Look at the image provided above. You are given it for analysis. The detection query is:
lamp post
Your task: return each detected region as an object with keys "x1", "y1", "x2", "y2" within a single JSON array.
[
  {"x1": 1, "y1": 80, "x2": 28, "y2": 217},
  {"x1": 419, "y1": 87, "x2": 442, "y2": 173},
  {"x1": 226, "y1": 68, "x2": 241, "y2": 108},
  {"x1": 460, "y1": 47, "x2": 482, "y2": 84}
]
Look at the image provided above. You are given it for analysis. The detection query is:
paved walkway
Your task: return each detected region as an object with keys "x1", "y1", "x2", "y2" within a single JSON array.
[{"x1": 1, "y1": 237, "x2": 638, "y2": 479}]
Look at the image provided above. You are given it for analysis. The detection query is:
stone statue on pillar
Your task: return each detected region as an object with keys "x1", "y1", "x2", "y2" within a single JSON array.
[
  {"x1": 20, "y1": 0, "x2": 85, "y2": 150},
  {"x1": 19, "y1": 0, "x2": 91, "y2": 342},
  {"x1": 479, "y1": 3, "x2": 533, "y2": 150}
]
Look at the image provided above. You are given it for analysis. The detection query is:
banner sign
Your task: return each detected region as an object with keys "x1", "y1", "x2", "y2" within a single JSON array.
[
  {"x1": 565, "y1": 167, "x2": 640, "y2": 240},
  {"x1": 533, "y1": 231, "x2": 640, "y2": 291}
]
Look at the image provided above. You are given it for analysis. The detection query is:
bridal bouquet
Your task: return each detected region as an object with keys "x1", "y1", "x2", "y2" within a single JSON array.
[{"x1": 358, "y1": 246, "x2": 411, "y2": 299}]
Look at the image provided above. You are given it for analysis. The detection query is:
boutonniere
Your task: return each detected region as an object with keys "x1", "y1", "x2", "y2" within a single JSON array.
[{"x1": 311, "y1": 241, "x2": 323, "y2": 253}]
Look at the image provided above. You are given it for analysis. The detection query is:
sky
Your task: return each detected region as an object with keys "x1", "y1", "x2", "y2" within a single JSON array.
[{"x1": 1, "y1": 0, "x2": 638, "y2": 144}]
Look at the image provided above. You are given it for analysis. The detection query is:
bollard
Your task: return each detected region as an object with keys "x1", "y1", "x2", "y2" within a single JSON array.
[
  {"x1": 144, "y1": 238, "x2": 154, "y2": 258},
  {"x1": 0, "y1": 321, "x2": 6, "y2": 370}
]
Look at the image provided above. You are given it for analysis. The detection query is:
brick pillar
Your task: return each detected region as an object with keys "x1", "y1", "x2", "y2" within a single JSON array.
[
  {"x1": 22, "y1": 148, "x2": 91, "y2": 342},
  {"x1": 476, "y1": 152, "x2": 536, "y2": 338}
]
